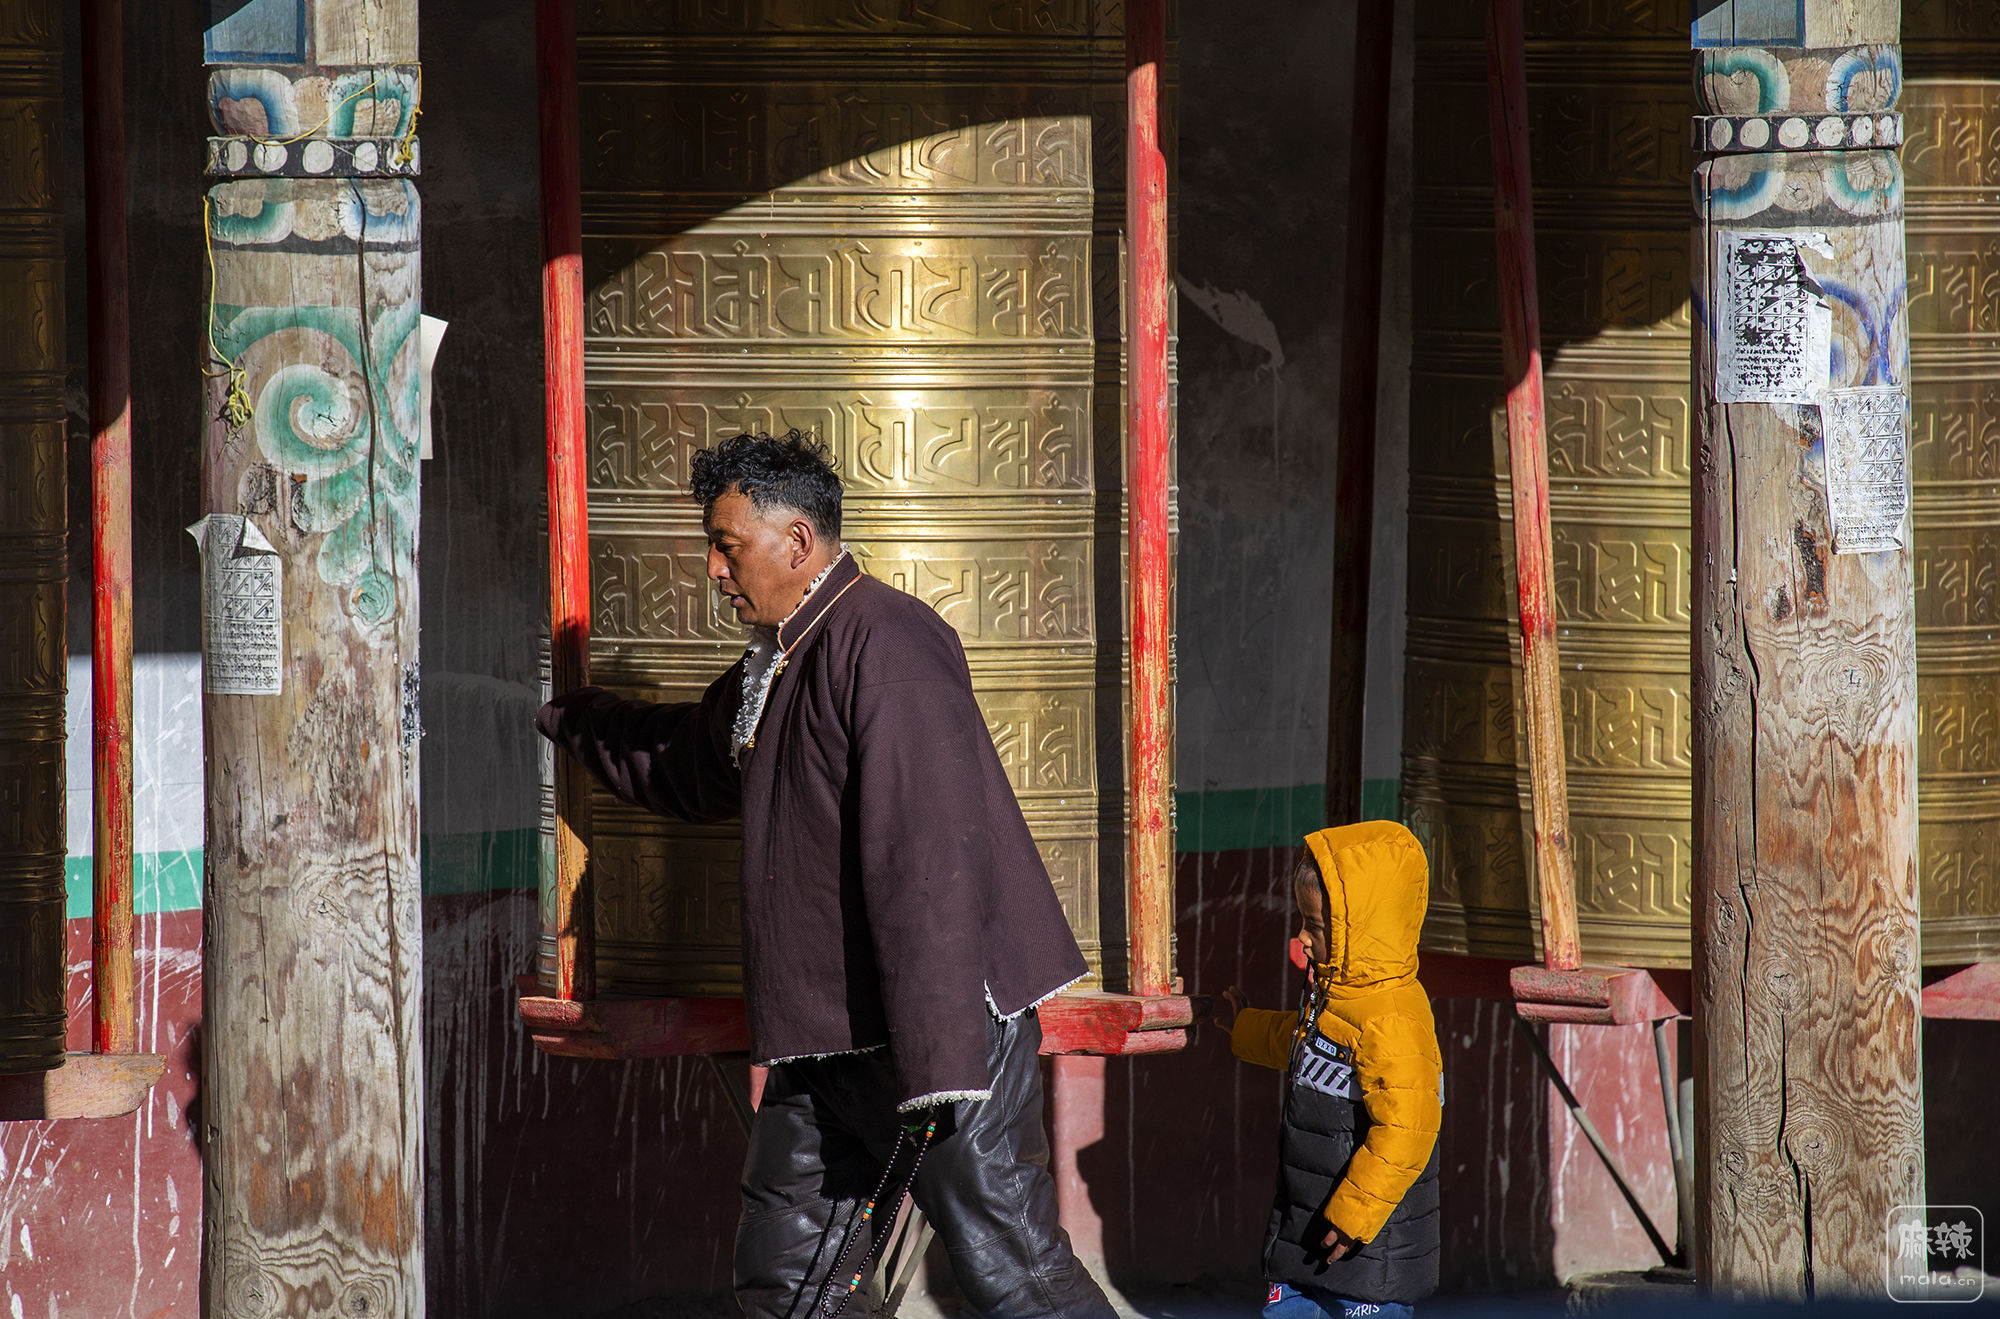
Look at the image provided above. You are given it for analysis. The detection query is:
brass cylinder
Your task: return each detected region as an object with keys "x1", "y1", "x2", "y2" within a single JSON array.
[
  {"x1": 1406, "y1": 0, "x2": 2000, "y2": 968},
  {"x1": 545, "y1": 3, "x2": 1167, "y2": 995},
  {"x1": 1904, "y1": 0, "x2": 2000, "y2": 963},
  {"x1": 1406, "y1": 3, "x2": 1695, "y2": 967},
  {"x1": 0, "y1": 0, "x2": 66, "y2": 1073}
]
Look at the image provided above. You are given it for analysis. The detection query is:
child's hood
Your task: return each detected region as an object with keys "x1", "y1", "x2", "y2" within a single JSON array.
[{"x1": 1302, "y1": 820, "x2": 1428, "y2": 995}]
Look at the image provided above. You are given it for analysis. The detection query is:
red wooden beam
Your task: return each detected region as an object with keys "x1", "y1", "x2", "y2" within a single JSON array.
[
  {"x1": 1124, "y1": 0, "x2": 1173, "y2": 1000},
  {"x1": 1485, "y1": 0, "x2": 1582, "y2": 975},
  {"x1": 83, "y1": 0, "x2": 135, "y2": 1056},
  {"x1": 537, "y1": 0, "x2": 594, "y2": 1002},
  {"x1": 517, "y1": 990, "x2": 1200, "y2": 1060}
]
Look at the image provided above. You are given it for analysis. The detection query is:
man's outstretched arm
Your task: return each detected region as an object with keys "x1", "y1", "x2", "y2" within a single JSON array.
[{"x1": 535, "y1": 664, "x2": 744, "y2": 823}]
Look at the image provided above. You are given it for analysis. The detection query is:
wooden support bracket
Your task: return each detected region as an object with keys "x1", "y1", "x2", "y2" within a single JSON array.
[
  {"x1": 516, "y1": 984, "x2": 1201, "y2": 1060},
  {"x1": 1509, "y1": 964, "x2": 1690, "y2": 1026},
  {"x1": 1421, "y1": 951, "x2": 1691, "y2": 1025},
  {"x1": 1427, "y1": 953, "x2": 2000, "y2": 1024},
  {"x1": 1921, "y1": 963, "x2": 2000, "y2": 1020},
  {"x1": 0, "y1": 1053, "x2": 165, "y2": 1121}
]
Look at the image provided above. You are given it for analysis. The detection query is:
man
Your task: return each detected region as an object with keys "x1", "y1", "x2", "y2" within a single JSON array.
[{"x1": 537, "y1": 430, "x2": 1118, "y2": 1319}]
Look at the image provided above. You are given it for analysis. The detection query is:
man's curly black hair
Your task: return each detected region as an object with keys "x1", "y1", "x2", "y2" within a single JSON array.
[{"x1": 688, "y1": 429, "x2": 843, "y2": 540}]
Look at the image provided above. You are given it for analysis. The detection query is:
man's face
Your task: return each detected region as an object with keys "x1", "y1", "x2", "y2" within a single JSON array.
[{"x1": 705, "y1": 487, "x2": 816, "y2": 628}]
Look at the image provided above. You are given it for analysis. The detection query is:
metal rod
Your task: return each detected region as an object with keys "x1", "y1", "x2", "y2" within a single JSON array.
[
  {"x1": 1653, "y1": 1015, "x2": 1693, "y2": 1261},
  {"x1": 83, "y1": 0, "x2": 135, "y2": 1057},
  {"x1": 701, "y1": 1053, "x2": 755, "y2": 1138},
  {"x1": 1124, "y1": 0, "x2": 1173, "y2": 1000},
  {"x1": 1325, "y1": 0, "x2": 1396, "y2": 828},
  {"x1": 1516, "y1": 1016, "x2": 1676, "y2": 1266},
  {"x1": 537, "y1": 0, "x2": 595, "y2": 1002},
  {"x1": 883, "y1": 1209, "x2": 934, "y2": 1316},
  {"x1": 1485, "y1": 0, "x2": 1581, "y2": 973}
]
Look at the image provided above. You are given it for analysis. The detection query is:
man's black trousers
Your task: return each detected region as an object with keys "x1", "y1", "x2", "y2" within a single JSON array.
[{"x1": 736, "y1": 1009, "x2": 1119, "y2": 1319}]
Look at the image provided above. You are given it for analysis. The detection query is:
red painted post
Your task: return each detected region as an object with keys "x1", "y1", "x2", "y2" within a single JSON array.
[
  {"x1": 83, "y1": 0, "x2": 135, "y2": 1056},
  {"x1": 1049, "y1": 1054, "x2": 1107, "y2": 1262},
  {"x1": 1125, "y1": 0, "x2": 1173, "y2": 1000},
  {"x1": 1485, "y1": 0, "x2": 1581, "y2": 973},
  {"x1": 1325, "y1": 0, "x2": 1397, "y2": 828},
  {"x1": 538, "y1": 0, "x2": 594, "y2": 1002}
]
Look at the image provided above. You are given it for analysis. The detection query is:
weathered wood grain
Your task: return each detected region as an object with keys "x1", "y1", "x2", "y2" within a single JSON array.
[
  {"x1": 1691, "y1": 1, "x2": 1924, "y2": 1296},
  {"x1": 201, "y1": 7, "x2": 424, "y2": 1305}
]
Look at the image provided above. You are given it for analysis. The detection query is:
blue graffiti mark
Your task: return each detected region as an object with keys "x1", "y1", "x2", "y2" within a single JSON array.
[{"x1": 1818, "y1": 277, "x2": 1904, "y2": 386}]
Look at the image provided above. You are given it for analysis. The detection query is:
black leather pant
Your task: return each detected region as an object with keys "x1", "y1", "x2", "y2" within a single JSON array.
[{"x1": 736, "y1": 1010, "x2": 1118, "y2": 1319}]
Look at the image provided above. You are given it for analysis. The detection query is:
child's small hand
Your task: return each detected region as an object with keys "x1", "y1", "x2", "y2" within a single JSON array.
[
  {"x1": 1318, "y1": 1224, "x2": 1361, "y2": 1262},
  {"x1": 1213, "y1": 986, "x2": 1245, "y2": 1032}
]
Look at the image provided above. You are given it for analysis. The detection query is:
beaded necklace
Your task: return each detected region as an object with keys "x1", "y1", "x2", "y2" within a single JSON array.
[{"x1": 811, "y1": 1117, "x2": 939, "y2": 1319}]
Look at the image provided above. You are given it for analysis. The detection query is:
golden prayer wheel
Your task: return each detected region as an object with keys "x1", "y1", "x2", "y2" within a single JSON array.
[
  {"x1": 0, "y1": 1, "x2": 66, "y2": 1073},
  {"x1": 1406, "y1": 0, "x2": 2000, "y2": 968},
  {"x1": 1904, "y1": 1, "x2": 2000, "y2": 961},
  {"x1": 542, "y1": 2, "x2": 1171, "y2": 996}
]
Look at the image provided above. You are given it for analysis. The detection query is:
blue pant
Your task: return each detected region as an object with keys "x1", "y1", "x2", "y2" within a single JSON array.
[{"x1": 1264, "y1": 1281, "x2": 1414, "y2": 1319}]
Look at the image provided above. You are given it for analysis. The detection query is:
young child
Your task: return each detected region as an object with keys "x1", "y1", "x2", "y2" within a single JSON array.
[{"x1": 1218, "y1": 820, "x2": 1443, "y2": 1319}]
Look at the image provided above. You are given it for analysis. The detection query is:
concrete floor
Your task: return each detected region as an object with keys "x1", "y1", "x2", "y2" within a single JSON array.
[{"x1": 589, "y1": 1274, "x2": 2000, "y2": 1319}]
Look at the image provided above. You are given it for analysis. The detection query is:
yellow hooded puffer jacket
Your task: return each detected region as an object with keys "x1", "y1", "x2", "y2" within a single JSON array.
[{"x1": 1230, "y1": 819, "x2": 1443, "y2": 1244}]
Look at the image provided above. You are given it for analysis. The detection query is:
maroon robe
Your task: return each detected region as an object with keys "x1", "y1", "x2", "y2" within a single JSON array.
[{"x1": 536, "y1": 554, "x2": 1088, "y2": 1107}]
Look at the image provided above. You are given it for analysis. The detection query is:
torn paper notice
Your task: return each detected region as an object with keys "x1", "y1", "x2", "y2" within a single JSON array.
[
  {"x1": 187, "y1": 514, "x2": 283, "y2": 695},
  {"x1": 1821, "y1": 386, "x2": 1909, "y2": 555},
  {"x1": 1716, "y1": 230, "x2": 1832, "y2": 405},
  {"x1": 418, "y1": 313, "x2": 447, "y2": 460}
]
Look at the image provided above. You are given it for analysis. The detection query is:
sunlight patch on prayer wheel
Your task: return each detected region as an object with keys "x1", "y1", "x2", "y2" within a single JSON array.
[
  {"x1": 540, "y1": 1, "x2": 1168, "y2": 996},
  {"x1": 0, "y1": 0, "x2": 66, "y2": 1074},
  {"x1": 1406, "y1": 0, "x2": 2000, "y2": 968}
]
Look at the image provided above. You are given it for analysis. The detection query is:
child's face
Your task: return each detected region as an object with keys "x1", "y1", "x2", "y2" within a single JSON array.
[{"x1": 1293, "y1": 860, "x2": 1331, "y2": 967}]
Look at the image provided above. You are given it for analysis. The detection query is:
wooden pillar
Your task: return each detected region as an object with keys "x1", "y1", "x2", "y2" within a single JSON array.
[
  {"x1": 538, "y1": 0, "x2": 593, "y2": 1003},
  {"x1": 1691, "y1": 0, "x2": 1922, "y2": 1296},
  {"x1": 83, "y1": 0, "x2": 135, "y2": 1058},
  {"x1": 1125, "y1": 0, "x2": 1173, "y2": 999},
  {"x1": 1486, "y1": 0, "x2": 1580, "y2": 974},
  {"x1": 199, "y1": 5, "x2": 424, "y2": 1313}
]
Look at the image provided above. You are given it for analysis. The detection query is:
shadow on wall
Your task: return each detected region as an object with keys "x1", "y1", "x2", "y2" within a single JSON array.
[
  {"x1": 1062, "y1": 851, "x2": 1557, "y2": 1298},
  {"x1": 424, "y1": 889, "x2": 751, "y2": 1318}
]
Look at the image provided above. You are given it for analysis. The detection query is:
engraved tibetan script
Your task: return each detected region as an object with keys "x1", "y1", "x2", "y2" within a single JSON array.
[
  {"x1": 1716, "y1": 230, "x2": 1831, "y2": 405},
  {"x1": 1822, "y1": 385, "x2": 1910, "y2": 555},
  {"x1": 189, "y1": 514, "x2": 283, "y2": 695}
]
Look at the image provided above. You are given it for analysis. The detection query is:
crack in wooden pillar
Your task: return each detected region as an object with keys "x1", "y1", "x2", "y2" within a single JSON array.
[{"x1": 199, "y1": 2, "x2": 424, "y2": 1313}]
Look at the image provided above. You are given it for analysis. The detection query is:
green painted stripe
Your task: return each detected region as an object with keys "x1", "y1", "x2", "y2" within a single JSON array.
[
  {"x1": 1172, "y1": 778, "x2": 1401, "y2": 854},
  {"x1": 60, "y1": 784, "x2": 1404, "y2": 916},
  {"x1": 64, "y1": 827, "x2": 545, "y2": 916},
  {"x1": 64, "y1": 851, "x2": 204, "y2": 919},
  {"x1": 421, "y1": 827, "x2": 541, "y2": 896}
]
